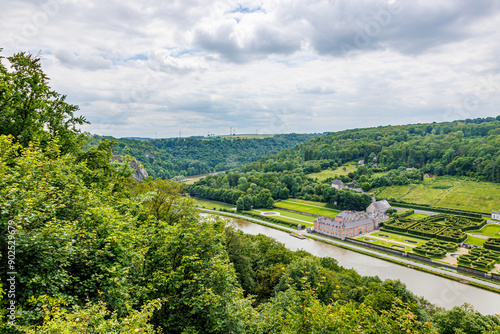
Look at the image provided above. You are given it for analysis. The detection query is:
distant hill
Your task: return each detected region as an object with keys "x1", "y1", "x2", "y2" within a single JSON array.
[
  {"x1": 87, "y1": 133, "x2": 318, "y2": 179},
  {"x1": 245, "y1": 116, "x2": 500, "y2": 183}
]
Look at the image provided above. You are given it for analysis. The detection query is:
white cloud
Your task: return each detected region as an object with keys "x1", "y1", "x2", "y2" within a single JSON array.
[{"x1": 1, "y1": 0, "x2": 500, "y2": 137}]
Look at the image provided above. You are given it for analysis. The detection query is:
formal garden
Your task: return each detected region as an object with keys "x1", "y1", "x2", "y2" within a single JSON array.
[
  {"x1": 354, "y1": 214, "x2": 500, "y2": 273},
  {"x1": 381, "y1": 214, "x2": 486, "y2": 243}
]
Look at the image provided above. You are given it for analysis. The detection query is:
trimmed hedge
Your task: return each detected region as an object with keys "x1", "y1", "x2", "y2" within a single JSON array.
[
  {"x1": 383, "y1": 218, "x2": 418, "y2": 233},
  {"x1": 484, "y1": 238, "x2": 500, "y2": 252},
  {"x1": 383, "y1": 214, "x2": 481, "y2": 243},
  {"x1": 379, "y1": 228, "x2": 431, "y2": 241},
  {"x1": 413, "y1": 239, "x2": 459, "y2": 259},
  {"x1": 457, "y1": 248, "x2": 500, "y2": 271},
  {"x1": 390, "y1": 209, "x2": 415, "y2": 219},
  {"x1": 387, "y1": 201, "x2": 485, "y2": 218}
]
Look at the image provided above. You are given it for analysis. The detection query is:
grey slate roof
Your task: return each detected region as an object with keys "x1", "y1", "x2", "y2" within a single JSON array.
[{"x1": 366, "y1": 200, "x2": 391, "y2": 213}]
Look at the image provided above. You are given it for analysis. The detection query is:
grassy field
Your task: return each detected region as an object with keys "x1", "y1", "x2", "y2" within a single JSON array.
[
  {"x1": 249, "y1": 209, "x2": 315, "y2": 227},
  {"x1": 370, "y1": 231, "x2": 428, "y2": 245},
  {"x1": 308, "y1": 165, "x2": 358, "y2": 181},
  {"x1": 274, "y1": 200, "x2": 340, "y2": 218},
  {"x1": 357, "y1": 236, "x2": 413, "y2": 251},
  {"x1": 407, "y1": 213, "x2": 429, "y2": 220},
  {"x1": 371, "y1": 176, "x2": 500, "y2": 213},
  {"x1": 465, "y1": 235, "x2": 486, "y2": 247},
  {"x1": 285, "y1": 198, "x2": 330, "y2": 207},
  {"x1": 467, "y1": 223, "x2": 500, "y2": 237},
  {"x1": 194, "y1": 199, "x2": 236, "y2": 211}
]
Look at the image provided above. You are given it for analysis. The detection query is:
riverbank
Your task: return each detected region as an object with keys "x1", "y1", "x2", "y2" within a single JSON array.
[{"x1": 198, "y1": 208, "x2": 500, "y2": 294}]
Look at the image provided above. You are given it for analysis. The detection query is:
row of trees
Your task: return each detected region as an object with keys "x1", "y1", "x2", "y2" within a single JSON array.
[{"x1": 188, "y1": 170, "x2": 372, "y2": 211}]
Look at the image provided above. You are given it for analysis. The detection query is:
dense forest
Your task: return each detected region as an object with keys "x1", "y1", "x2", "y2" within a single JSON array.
[
  {"x1": 88, "y1": 133, "x2": 317, "y2": 179},
  {"x1": 246, "y1": 118, "x2": 500, "y2": 183},
  {"x1": 2, "y1": 52, "x2": 500, "y2": 333}
]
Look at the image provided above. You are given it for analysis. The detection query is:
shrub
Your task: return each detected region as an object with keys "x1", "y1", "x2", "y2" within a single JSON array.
[{"x1": 484, "y1": 238, "x2": 500, "y2": 252}]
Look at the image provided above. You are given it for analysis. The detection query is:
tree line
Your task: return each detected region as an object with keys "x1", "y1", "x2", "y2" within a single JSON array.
[
  {"x1": 240, "y1": 117, "x2": 500, "y2": 183},
  {"x1": 188, "y1": 170, "x2": 373, "y2": 211},
  {"x1": 88, "y1": 133, "x2": 317, "y2": 179}
]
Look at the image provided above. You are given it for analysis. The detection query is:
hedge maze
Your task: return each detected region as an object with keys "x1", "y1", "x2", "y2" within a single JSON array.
[
  {"x1": 413, "y1": 239, "x2": 459, "y2": 258},
  {"x1": 457, "y1": 248, "x2": 500, "y2": 270},
  {"x1": 382, "y1": 214, "x2": 485, "y2": 243},
  {"x1": 484, "y1": 237, "x2": 500, "y2": 252}
]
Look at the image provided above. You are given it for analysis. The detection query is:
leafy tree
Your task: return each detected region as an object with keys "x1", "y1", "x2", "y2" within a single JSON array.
[
  {"x1": 432, "y1": 304, "x2": 500, "y2": 334},
  {"x1": 0, "y1": 52, "x2": 87, "y2": 153}
]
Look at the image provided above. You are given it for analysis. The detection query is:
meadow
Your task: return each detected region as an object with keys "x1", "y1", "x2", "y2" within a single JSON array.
[
  {"x1": 371, "y1": 176, "x2": 500, "y2": 213},
  {"x1": 194, "y1": 198, "x2": 236, "y2": 211},
  {"x1": 274, "y1": 199, "x2": 340, "y2": 218},
  {"x1": 249, "y1": 208, "x2": 315, "y2": 227}
]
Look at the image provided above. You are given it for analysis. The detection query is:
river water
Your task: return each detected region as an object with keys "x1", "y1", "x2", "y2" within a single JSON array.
[{"x1": 231, "y1": 218, "x2": 500, "y2": 315}]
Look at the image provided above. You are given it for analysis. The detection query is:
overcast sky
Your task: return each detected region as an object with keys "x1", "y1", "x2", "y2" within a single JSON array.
[{"x1": 2, "y1": 0, "x2": 500, "y2": 138}]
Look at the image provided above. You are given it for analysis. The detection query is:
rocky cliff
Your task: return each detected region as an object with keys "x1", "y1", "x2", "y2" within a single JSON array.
[{"x1": 112, "y1": 155, "x2": 149, "y2": 182}]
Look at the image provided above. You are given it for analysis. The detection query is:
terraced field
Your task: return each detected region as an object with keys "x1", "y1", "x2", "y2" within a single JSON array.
[{"x1": 371, "y1": 176, "x2": 500, "y2": 213}]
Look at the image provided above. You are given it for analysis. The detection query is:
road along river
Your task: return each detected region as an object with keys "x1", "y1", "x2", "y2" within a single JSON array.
[{"x1": 230, "y1": 217, "x2": 500, "y2": 315}]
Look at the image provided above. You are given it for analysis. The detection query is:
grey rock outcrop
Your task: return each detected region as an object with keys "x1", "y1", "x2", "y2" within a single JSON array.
[
  {"x1": 112, "y1": 155, "x2": 148, "y2": 182},
  {"x1": 129, "y1": 159, "x2": 148, "y2": 182}
]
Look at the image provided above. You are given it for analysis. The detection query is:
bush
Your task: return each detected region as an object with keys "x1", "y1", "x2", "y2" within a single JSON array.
[{"x1": 484, "y1": 238, "x2": 500, "y2": 251}]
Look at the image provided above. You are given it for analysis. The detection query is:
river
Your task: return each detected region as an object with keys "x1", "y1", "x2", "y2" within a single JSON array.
[{"x1": 231, "y1": 218, "x2": 500, "y2": 315}]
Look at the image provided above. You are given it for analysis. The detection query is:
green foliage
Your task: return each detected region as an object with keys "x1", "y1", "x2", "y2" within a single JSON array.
[
  {"x1": 413, "y1": 240, "x2": 459, "y2": 259},
  {"x1": 252, "y1": 116, "x2": 500, "y2": 183},
  {"x1": 24, "y1": 300, "x2": 162, "y2": 334},
  {"x1": 457, "y1": 248, "x2": 500, "y2": 270},
  {"x1": 384, "y1": 214, "x2": 479, "y2": 243},
  {"x1": 0, "y1": 52, "x2": 88, "y2": 154},
  {"x1": 88, "y1": 133, "x2": 317, "y2": 179},
  {"x1": 189, "y1": 170, "x2": 371, "y2": 211},
  {"x1": 1, "y1": 53, "x2": 497, "y2": 333},
  {"x1": 432, "y1": 304, "x2": 500, "y2": 334},
  {"x1": 484, "y1": 237, "x2": 500, "y2": 251}
]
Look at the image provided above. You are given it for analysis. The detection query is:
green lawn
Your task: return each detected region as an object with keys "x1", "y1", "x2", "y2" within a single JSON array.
[
  {"x1": 308, "y1": 165, "x2": 358, "y2": 181},
  {"x1": 194, "y1": 199, "x2": 236, "y2": 211},
  {"x1": 285, "y1": 198, "x2": 330, "y2": 207},
  {"x1": 275, "y1": 200, "x2": 339, "y2": 218},
  {"x1": 357, "y1": 237, "x2": 412, "y2": 251},
  {"x1": 308, "y1": 163, "x2": 389, "y2": 182},
  {"x1": 249, "y1": 209, "x2": 315, "y2": 227},
  {"x1": 407, "y1": 213, "x2": 429, "y2": 220},
  {"x1": 467, "y1": 223, "x2": 500, "y2": 237},
  {"x1": 465, "y1": 235, "x2": 486, "y2": 247},
  {"x1": 371, "y1": 176, "x2": 500, "y2": 213},
  {"x1": 371, "y1": 231, "x2": 427, "y2": 246}
]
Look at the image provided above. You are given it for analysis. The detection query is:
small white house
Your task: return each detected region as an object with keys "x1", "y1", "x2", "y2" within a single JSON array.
[
  {"x1": 366, "y1": 200, "x2": 391, "y2": 215},
  {"x1": 492, "y1": 211, "x2": 500, "y2": 220},
  {"x1": 331, "y1": 179, "x2": 346, "y2": 190}
]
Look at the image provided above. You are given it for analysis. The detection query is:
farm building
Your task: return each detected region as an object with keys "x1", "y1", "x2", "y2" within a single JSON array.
[
  {"x1": 366, "y1": 200, "x2": 391, "y2": 215},
  {"x1": 331, "y1": 179, "x2": 346, "y2": 190},
  {"x1": 493, "y1": 210, "x2": 500, "y2": 220}
]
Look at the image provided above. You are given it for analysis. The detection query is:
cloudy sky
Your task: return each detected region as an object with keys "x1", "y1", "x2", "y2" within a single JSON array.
[{"x1": 2, "y1": 0, "x2": 500, "y2": 138}]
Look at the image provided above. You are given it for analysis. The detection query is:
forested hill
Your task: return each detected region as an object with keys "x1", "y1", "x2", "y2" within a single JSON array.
[
  {"x1": 88, "y1": 133, "x2": 317, "y2": 179},
  {"x1": 242, "y1": 116, "x2": 500, "y2": 183}
]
